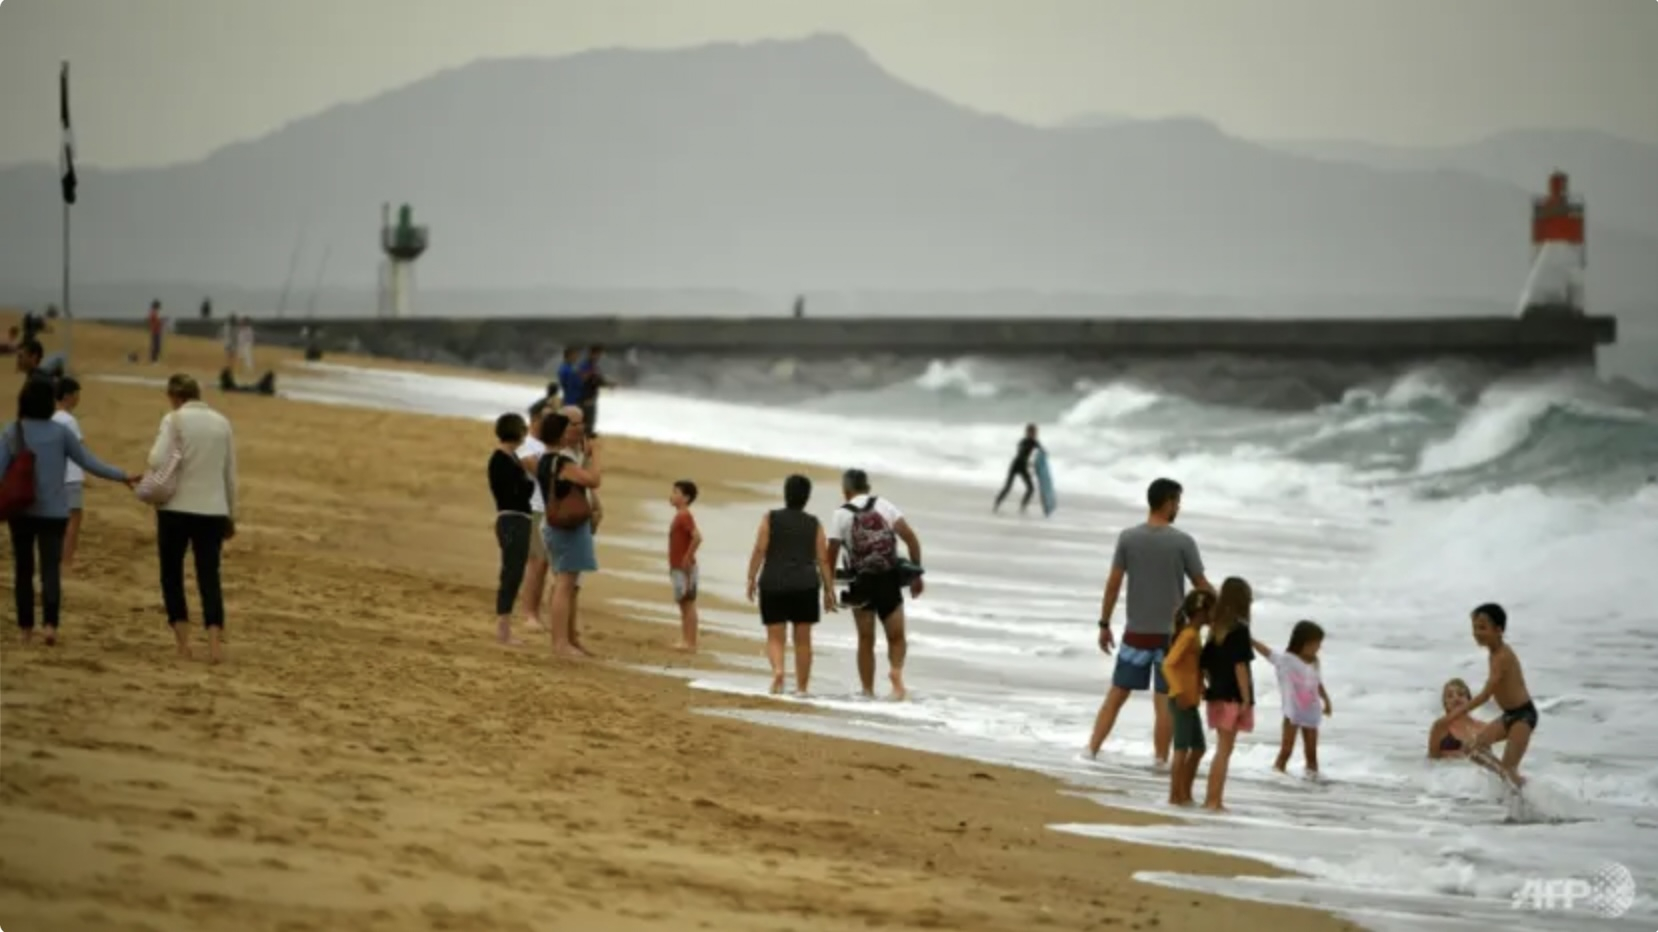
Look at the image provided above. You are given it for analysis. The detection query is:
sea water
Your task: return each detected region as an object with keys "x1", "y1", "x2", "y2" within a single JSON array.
[{"x1": 271, "y1": 358, "x2": 1658, "y2": 931}]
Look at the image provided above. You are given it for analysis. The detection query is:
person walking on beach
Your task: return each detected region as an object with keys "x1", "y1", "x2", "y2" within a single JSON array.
[
  {"x1": 747, "y1": 474, "x2": 838, "y2": 695},
  {"x1": 235, "y1": 317, "x2": 257, "y2": 378},
  {"x1": 52, "y1": 377, "x2": 88, "y2": 570},
  {"x1": 515, "y1": 398, "x2": 553, "y2": 632},
  {"x1": 667, "y1": 479, "x2": 703, "y2": 652},
  {"x1": 146, "y1": 300, "x2": 165, "y2": 364},
  {"x1": 2, "y1": 380, "x2": 137, "y2": 645},
  {"x1": 1088, "y1": 477, "x2": 1211, "y2": 764},
  {"x1": 534, "y1": 409, "x2": 602, "y2": 659},
  {"x1": 221, "y1": 316, "x2": 238, "y2": 369},
  {"x1": 993, "y1": 423, "x2": 1042, "y2": 514},
  {"x1": 488, "y1": 412, "x2": 537, "y2": 646},
  {"x1": 828, "y1": 469, "x2": 923, "y2": 701},
  {"x1": 147, "y1": 374, "x2": 238, "y2": 663}
]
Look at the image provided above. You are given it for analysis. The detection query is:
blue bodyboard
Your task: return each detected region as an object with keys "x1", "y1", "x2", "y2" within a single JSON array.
[{"x1": 1034, "y1": 449, "x2": 1057, "y2": 516}]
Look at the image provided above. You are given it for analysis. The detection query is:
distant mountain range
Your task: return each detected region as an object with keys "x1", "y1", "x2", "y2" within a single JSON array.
[{"x1": 1, "y1": 33, "x2": 1654, "y2": 314}]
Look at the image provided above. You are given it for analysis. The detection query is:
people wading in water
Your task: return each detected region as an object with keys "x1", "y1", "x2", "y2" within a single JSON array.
[{"x1": 993, "y1": 424, "x2": 1041, "y2": 514}]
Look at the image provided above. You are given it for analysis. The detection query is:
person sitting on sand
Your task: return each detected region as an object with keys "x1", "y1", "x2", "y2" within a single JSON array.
[
  {"x1": 666, "y1": 479, "x2": 702, "y2": 652},
  {"x1": 747, "y1": 474, "x2": 839, "y2": 695},
  {"x1": 534, "y1": 409, "x2": 601, "y2": 659},
  {"x1": 487, "y1": 413, "x2": 536, "y2": 646},
  {"x1": 1441, "y1": 603, "x2": 1537, "y2": 787}
]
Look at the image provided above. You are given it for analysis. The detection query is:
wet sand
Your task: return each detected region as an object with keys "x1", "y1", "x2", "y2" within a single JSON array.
[{"x1": 0, "y1": 320, "x2": 1361, "y2": 931}]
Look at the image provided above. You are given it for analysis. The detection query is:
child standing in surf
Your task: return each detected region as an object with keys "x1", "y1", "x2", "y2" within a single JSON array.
[
  {"x1": 1442, "y1": 603, "x2": 1537, "y2": 787},
  {"x1": 1251, "y1": 621, "x2": 1333, "y2": 775},
  {"x1": 1162, "y1": 589, "x2": 1215, "y2": 805},
  {"x1": 1200, "y1": 577, "x2": 1256, "y2": 811}
]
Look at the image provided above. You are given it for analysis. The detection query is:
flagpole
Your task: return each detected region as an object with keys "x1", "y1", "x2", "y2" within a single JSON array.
[{"x1": 60, "y1": 60, "x2": 75, "y2": 367}]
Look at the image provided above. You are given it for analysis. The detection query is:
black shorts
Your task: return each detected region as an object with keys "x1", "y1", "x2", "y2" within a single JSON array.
[
  {"x1": 848, "y1": 571, "x2": 904, "y2": 622},
  {"x1": 759, "y1": 588, "x2": 820, "y2": 626}
]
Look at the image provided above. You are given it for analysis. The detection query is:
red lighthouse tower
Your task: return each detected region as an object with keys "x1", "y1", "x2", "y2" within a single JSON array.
[{"x1": 1520, "y1": 171, "x2": 1586, "y2": 318}]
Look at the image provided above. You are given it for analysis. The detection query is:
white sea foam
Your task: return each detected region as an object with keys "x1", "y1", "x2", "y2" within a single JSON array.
[{"x1": 270, "y1": 361, "x2": 1658, "y2": 931}]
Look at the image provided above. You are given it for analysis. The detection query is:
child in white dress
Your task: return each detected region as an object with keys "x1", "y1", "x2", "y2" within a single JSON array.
[{"x1": 1252, "y1": 620, "x2": 1333, "y2": 774}]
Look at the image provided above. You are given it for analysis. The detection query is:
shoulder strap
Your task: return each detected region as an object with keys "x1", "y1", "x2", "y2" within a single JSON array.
[{"x1": 860, "y1": 496, "x2": 879, "y2": 513}]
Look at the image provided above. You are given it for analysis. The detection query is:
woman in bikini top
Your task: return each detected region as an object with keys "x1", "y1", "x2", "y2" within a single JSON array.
[{"x1": 1428, "y1": 677, "x2": 1486, "y2": 759}]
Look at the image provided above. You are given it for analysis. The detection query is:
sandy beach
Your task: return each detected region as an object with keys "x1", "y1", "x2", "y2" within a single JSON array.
[{"x1": 0, "y1": 320, "x2": 1361, "y2": 932}]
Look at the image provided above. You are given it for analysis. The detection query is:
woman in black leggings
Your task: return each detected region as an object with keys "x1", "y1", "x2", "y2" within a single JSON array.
[{"x1": 487, "y1": 413, "x2": 536, "y2": 645}]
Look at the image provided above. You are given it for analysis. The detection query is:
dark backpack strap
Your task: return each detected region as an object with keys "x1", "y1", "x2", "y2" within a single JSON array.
[{"x1": 861, "y1": 496, "x2": 879, "y2": 513}]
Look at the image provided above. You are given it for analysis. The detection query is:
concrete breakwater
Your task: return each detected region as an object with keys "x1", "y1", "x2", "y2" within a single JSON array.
[
  {"x1": 141, "y1": 313, "x2": 1617, "y2": 404},
  {"x1": 168, "y1": 314, "x2": 1614, "y2": 362}
]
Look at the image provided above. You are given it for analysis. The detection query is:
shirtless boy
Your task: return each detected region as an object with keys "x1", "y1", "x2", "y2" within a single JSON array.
[{"x1": 1444, "y1": 602, "x2": 1536, "y2": 787}]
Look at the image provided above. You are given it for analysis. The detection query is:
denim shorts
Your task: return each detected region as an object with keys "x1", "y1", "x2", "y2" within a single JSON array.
[
  {"x1": 1111, "y1": 644, "x2": 1169, "y2": 693},
  {"x1": 543, "y1": 521, "x2": 598, "y2": 576}
]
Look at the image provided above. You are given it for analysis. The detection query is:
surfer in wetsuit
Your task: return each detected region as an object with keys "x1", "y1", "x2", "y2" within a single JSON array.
[{"x1": 993, "y1": 424, "x2": 1041, "y2": 514}]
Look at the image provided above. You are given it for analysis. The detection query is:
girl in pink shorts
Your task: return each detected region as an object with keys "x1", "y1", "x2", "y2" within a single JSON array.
[{"x1": 1200, "y1": 576, "x2": 1256, "y2": 811}]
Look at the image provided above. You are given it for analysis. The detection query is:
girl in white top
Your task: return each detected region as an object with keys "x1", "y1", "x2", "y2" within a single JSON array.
[
  {"x1": 52, "y1": 377, "x2": 86, "y2": 568},
  {"x1": 1251, "y1": 620, "x2": 1333, "y2": 775}
]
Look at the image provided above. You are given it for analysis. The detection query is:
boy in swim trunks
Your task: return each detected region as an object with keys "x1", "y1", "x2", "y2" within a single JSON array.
[{"x1": 1443, "y1": 603, "x2": 1536, "y2": 787}]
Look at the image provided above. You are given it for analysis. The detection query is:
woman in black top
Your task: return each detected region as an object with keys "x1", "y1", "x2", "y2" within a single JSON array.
[
  {"x1": 1199, "y1": 576, "x2": 1255, "y2": 811},
  {"x1": 745, "y1": 474, "x2": 838, "y2": 695},
  {"x1": 487, "y1": 413, "x2": 536, "y2": 645}
]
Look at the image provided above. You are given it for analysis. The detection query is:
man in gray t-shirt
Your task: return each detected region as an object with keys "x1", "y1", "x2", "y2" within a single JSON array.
[{"x1": 1087, "y1": 478, "x2": 1211, "y2": 764}]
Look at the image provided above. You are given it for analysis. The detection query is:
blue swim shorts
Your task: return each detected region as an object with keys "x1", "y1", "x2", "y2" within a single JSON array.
[{"x1": 1111, "y1": 643, "x2": 1169, "y2": 694}]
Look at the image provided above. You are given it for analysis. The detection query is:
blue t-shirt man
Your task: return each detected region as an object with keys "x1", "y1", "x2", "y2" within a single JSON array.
[{"x1": 556, "y1": 358, "x2": 585, "y2": 408}]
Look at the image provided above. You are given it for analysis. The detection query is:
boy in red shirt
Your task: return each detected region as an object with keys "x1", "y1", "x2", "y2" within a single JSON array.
[{"x1": 668, "y1": 480, "x2": 702, "y2": 651}]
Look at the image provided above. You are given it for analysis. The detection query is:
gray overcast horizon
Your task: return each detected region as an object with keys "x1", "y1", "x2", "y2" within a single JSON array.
[{"x1": 1, "y1": 0, "x2": 1655, "y2": 169}]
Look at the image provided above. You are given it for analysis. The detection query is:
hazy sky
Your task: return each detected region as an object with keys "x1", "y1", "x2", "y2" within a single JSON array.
[{"x1": 1, "y1": 0, "x2": 1654, "y2": 168}]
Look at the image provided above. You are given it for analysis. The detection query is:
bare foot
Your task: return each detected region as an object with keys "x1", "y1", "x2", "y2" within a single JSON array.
[
  {"x1": 208, "y1": 630, "x2": 225, "y2": 665},
  {"x1": 769, "y1": 674, "x2": 785, "y2": 695},
  {"x1": 552, "y1": 644, "x2": 586, "y2": 661},
  {"x1": 888, "y1": 672, "x2": 908, "y2": 702},
  {"x1": 18, "y1": 629, "x2": 33, "y2": 645},
  {"x1": 522, "y1": 614, "x2": 547, "y2": 634},
  {"x1": 1201, "y1": 802, "x2": 1228, "y2": 813},
  {"x1": 42, "y1": 627, "x2": 58, "y2": 647},
  {"x1": 171, "y1": 623, "x2": 192, "y2": 659},
  {"x1": 671, "y1": 642, "x2": 696, "y2": 653},
  {"x1": 496, "y1": 619, "x2": 524, "y2": 646}
]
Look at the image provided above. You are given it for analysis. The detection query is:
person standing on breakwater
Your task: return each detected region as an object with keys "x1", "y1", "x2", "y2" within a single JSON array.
[
  {"x1": 747, "y1": 474, "x2": 839, "y2": 695},
  {"x1": 828, "y1": 469, "x2": 923, "y2": 701},
  {"x1": 488, "y1": 413, "x2": 536, "y2": 646},
  {"x1": 2, "y1": 380, "x2": 137, "y2": 645},
  {"x1": 1088, "y1": 478, "x2": 1211, "y2": 764},
  {"x1": 147, "y1": 374, "x2": 239, "y2": 664},
  {"x1": 993, "y1": 423, "x2": 1041, "y2": 514}
]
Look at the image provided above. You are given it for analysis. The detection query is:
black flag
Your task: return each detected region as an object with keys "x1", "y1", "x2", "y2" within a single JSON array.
[{"x1": 60, "y1": 62, "x2": 77, "y2": 205}]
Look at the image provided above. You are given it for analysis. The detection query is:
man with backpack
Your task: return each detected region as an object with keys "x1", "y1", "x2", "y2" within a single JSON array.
[{"x1": 827, "y1": 469, "x2": 923, "y2": 701}]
